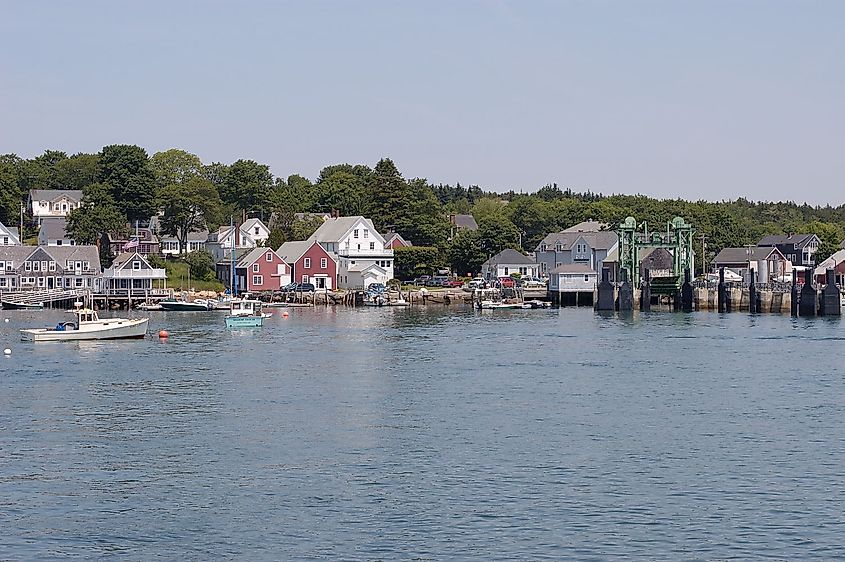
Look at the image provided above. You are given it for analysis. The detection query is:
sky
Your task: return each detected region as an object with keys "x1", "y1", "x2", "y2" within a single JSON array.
[{"x1": 1, "y1": 1, "x2": 842, "y2": 204}]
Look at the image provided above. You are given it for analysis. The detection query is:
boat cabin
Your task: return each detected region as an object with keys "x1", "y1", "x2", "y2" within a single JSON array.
[{"x1": 229, "y1": 299, "x2": 262, "y2": 317}]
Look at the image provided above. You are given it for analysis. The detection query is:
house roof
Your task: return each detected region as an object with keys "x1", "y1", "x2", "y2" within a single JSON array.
[
  {"x1": 551, "y1": 263, "x2": 597, "y2": 274},
  {"x1": 814, "y1": 249, "x2": 845, "y2": 276},
  {"x1": 713, "y1": 246, "x2": 784, "y2": 264},
  {"x1": 29, "y1": 189, "x2": 83, "y2": 202},
  {"x1": 0, "y1": 245, "x2": 37, "y2": 263},
  {"x1": 563, "y1": 219, "x2": 607, "y2": 233},
  {"x1": 483, "y1": 248, "x2": 536, "y2": 267},
  {"x1": 536, "y1": 230, "x2": 618, "y2": 252},
  {"x1": 241, "y1": 218, "x2": 268, "y2": 233},
  {"x1": 758, "y1": 233, "x2": 818, "y2": 248},
  {"x1": 160, "y1": 229, "x2": 209, "y2": 242},
  {"x1": 276, "y1": 241, "x2": 313, "y2": 263},
  {"x1": 451, "y1": 214, "x2": 478, "y2": 230},
  {"x1": 236, "y1": 247, "x2": 280, "y2": 267},
  {"x1": 309, "y1": 216, "x2": 382, "y2": 244},
  {"x1": 39, "y1": 217, "x2": 69, "y2": 240},
  {"x1": 111, "y1": 251, "x2": 149, "y2": 269},
  {"x1": 384, "y1": 232, "x2": 411, "y2": 247},
  {"x1": 0, "y1": 221, "x2": 21, "y2": 244}
]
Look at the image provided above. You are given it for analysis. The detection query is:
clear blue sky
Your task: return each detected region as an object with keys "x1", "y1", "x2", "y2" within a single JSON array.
[{"x1": 1, "y1": 1, "x2": 842, "y2": 204}]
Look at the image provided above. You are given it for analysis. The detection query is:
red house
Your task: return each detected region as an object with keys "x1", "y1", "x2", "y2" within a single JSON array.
[
  {"x1": 217, "y1": 247, "x2": 291, "y2": 292},
  {"x1": 277, "y1": 240, "x2": 337, "y2": 291},
  {"x1": 384, "y1": 232, "x2": 412, "y2": 249}
]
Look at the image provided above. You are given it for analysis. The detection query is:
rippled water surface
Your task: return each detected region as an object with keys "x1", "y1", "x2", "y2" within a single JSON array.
[{"x1": 1, "y1": 306, "x2": 844, "y2": 560}]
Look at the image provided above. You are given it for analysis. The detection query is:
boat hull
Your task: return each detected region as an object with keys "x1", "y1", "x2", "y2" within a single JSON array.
[
  {"x1": 159, "y1": 302, "x2": 212, "y2": 311},
  {"x1": 225, "y1": 315, "x2": 264, "y2": 328},
  {"x1": 20, "y1": 318, "x2": 149, "y2": 342},
  {"x1": 2, "y1": 301, "x2": 44, "y2": 310}
]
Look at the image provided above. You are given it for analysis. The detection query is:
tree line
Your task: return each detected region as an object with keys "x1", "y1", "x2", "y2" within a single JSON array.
[{"x1": 1, "y1": 146, "x2": 844, "y2": 276}]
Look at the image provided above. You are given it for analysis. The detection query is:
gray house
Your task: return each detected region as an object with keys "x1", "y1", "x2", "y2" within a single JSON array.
[
  {"x1": 757, "y1": 234, "x2": 820, "y2": 267},
  {"x1": 534, "y1": 222, "x2": 618, "y2": 279},
  {"x1": 481, "y1": 249, "x2": 538, "y2": 280}
]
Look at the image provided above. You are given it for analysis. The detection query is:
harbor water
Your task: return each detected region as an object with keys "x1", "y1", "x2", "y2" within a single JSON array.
[{"x1": 1, "y1": 307, "x2": 844, "y2": 560}]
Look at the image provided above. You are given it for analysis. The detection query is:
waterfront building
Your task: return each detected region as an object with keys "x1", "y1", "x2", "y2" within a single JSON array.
[
  {"x1": 216, "y1": 247, "x2": 291, "y2": 293},
  {"x1": 309, "y1": 216, "x2": 393, "y2": 289},
  {"x1": 548, "y1": 263, "x2": 597, "y2": 306},
  {"x1": 28, "y1": 189, "x2": 83, "y2": 224},
  {"x1": 277, "y1": 240, "x2": 337, "y2": 291},
  {"x1": 712, "y1": 246, "x2": 788, "y2": 283},
  {"x1": 103, "y1": 227, "x2": 160, "y2": 257},
  {"x1": 0, "y1": 245, "x2": 101, "y2": 292},
  {"x1": 757, "y1": 234, "x2": 820, "y2": 268},
  {"x1": 102, "y1": 252, "x2": 167, "y2": 296},
  {"x1": 813, "y1": 249, "x2": 845, "y2": 285},
  {"x1": 0, "y1": 221, "x2": 21, "y2": 246},
  {"x1": 481, "y1": 249, "x2": 539, "y2": 281},
  {"x1": 534, "y1": 220, "x2": 618, "y2": 279}
]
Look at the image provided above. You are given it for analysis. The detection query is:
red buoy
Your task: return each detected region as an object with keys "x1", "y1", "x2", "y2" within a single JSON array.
[
  {"x1": 159, "y1": 330, "x2": 169, "y2": 338},
  {"x1": 282, "y1": 311, "x2": 289, "y2": 318}
]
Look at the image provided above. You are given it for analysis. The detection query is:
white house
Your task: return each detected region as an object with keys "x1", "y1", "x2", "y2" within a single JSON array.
[
  {"x1": 160, "y1": 230, "x2": 209, "y2": 255},
  {"x1": 549, "y1": 263, "x2": 597, "y2": 306},
  {"x1": 0, "y1": 221, "x2": 21, "y2": 246},
  {"x1": 205, "y1": 225, "x2": 257, "y2": 262},
  {"x1": 37, "y1": 218, "x2": 75, "y2": 247},
  {"x1": 102, "y1": 252, "x2": 167, "y2": 296},
  {"x1": 28, "y1": 189, "x2": 84, "y2": 223},
  {"x1": 481, "y1": 249, "x2": 539, "y2": 280},
  {"x1": 309, "y1": 216, "x2": 394, "y2": 289},
  {"x1": 241, "y1": 218, "x2": 270, "y2": 244}
]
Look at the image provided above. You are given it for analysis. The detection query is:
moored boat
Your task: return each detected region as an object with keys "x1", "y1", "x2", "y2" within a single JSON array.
[
  {"x1": 159, "y1": 298, "x2": 214, "y2": 311},
  {"x1": 20, "y1": 308, "x2": 149, "y2": 342},
  {"x1": 225, "y1": 298, "x2": 270, "y2": 328},
  {"x1": 2, "y1": 300, "x2": 45, "y2": 310}
]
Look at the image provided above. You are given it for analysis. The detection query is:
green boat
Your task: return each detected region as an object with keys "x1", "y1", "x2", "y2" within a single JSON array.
[
  {"x1": 2, "y1": 300, "x2": 44, "y2": 310},
  {"x1": 225, "y1": 298, "x2": 270, "y2": 328}
]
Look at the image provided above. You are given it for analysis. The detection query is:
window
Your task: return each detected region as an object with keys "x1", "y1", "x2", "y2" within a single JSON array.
[
  {"x1": 370, "y1": 242, "x2": 375, "y2": 250},
  {"x1": 75, "y1": 261, "x2": 82, "y2": 270},
  {"x1": 303, "y1": 258, "x2": 311, "y2": 269},
  {"x1": 363, "y1": 230, "x2": 369, "y2": 239},
  {"x1": 132, "y1": 261, "x2": 141, "y2": 270},
  {"x1": 56, "y1": 240, "x2": 63, "y2": 246},
  {"x1": 320, "y1": 258, "x2": 327, "y2": 269},
  {"x1": 504, "y1": 267, "x2": 509, "y2": 275},
  {"x1": 0, "y1": 278, "x2": 5, "y2": 287},
  {"x1": 584, "y1": 275, "x2": 590, "y2": 282},
  {"x1": 2, "y1": 237, "x2": 7, "y2": 244},
  {"x1": 83, "y1": 261, "x2": 90, "y2": 270},
  {"x1": 5, "y1": 262, "x2": 11, "y2": 271},
  {"x1": 555, "y1": 244, "x2": 562, "y2": 251},
  {"x1": 37, "y1": 277, "x2": 45, "y2": 287},
  {"x1": 353, "y1": 229, "x2": 359, "y2": 238},
  {"x1": 266, "y1": 251, "x2": 272, "y2": 261},
  {"x1": 41, "y1": 261, "x2": 47, "y2": 271},
  {"x1": 302, "y1": 274, "x2": 309, "y2": 283},
  {"x1": 255, "y1": 227, "x2": 260, "y2": 235},
  {"x1": 75, "y1": 277, "x2": 83, "y2": 287},
  {"x1": 32, "y1": 261, "x2": 39, "y2": 272},
  {"x1": 252, "y1": 275, "x2": 263, "y2": 285},
  {"x1": 49, "y1": 262, "x2": 56, "y2": 272},
  {"x1": 252, "y1": 263, "x2": 259, "y2": 273}
]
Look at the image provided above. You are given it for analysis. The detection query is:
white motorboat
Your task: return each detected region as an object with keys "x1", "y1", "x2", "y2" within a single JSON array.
[{"x1": 20, "y1": 308, "x2": 149, "y2": 342}]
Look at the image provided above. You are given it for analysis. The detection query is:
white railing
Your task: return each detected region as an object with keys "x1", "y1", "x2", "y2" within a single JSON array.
[
  {"x1": 103, "y1": 268, "x2": 167, "y2": 279},
  {"x1": 337, "y1": 248, "x2": 394, "y2": 257}
]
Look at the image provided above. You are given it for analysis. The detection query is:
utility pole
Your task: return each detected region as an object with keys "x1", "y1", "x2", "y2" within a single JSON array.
[{"x1": 700, "y1": 233, "x2": 706, "y2": 276}]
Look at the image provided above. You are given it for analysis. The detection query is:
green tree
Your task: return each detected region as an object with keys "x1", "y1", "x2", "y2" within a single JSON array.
[
  {"x1": 393, "y1": 246, "x2": 441, "y2": 280},
  {"x1": 449, "y1": 230, "x2": 487, "y2": 276},
  {"x1": 365, "y1": 158, "x2": 409, "y2": 232},
  {"x1": 267, "y1": 227, "x2": 286, "y2": 250},
  {"x1": 185, "y1": 250, "x2": 215, "y2": 281},
  {"x1": 314, "y1": 171, "x2": 363, "y2": 216},
  {"x1": 55, "y1": 152, "x2": 99, "y2": 190},
  {"x1": 477, "y1": 214, "x2": 520, "y2": 256},
  {"x1": 150, "y1": 149, "x2": 204, "y2": 189},
  {"x1": 290, "y1": 216, "x2": 324, "y2": 240},
  {"x1": 221, "y1": 159, "x2": 273, "y2": 213},
  {"x1": 804, "y1": 220, "x2": 843, "y2": 263},
  {"x1": 393, "y1": 178, "x2": 450, "y2": 247},
  {"x1": 65, "y1": 183, "x2": 129, "y2": 245},
  {"x1": 158, "y1": 176, "x2": 223, "y2": 254},
  {"x1": 97, "y1": 144, "x2": 156, "y2": 222},
  {"x1": 0, "y1": 154, "x2": 25, "y2": 225},
  {"x1": 25, "y1": 150, "x2": 68, "y2": 189}
]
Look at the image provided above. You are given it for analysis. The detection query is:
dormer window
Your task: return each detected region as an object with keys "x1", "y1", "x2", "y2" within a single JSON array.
[{"x1": 265, "y1": 251, "x2": 272, "y2": 261}]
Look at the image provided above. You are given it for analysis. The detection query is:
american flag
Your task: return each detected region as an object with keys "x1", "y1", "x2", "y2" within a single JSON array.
[{"x1": 122, "y1": 238, "x2": 139, "y2": 251}]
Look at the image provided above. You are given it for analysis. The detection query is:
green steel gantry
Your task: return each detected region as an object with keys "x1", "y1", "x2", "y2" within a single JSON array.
[{"x1": 617, "y1": 216, "x2": 695, "y2": 294}]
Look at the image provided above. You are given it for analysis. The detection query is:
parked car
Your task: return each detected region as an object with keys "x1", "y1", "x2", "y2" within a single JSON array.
[
  {"x1": 284, "y1": 282, "x2": 315, "y2": 292},
  {"x1": 443, "y1": 280, "x2": 464, "y2": 288},
  {"x1": 466, "y1": 277, "x2": 487, "y2": 290},
  {"x1": 412, "y1": 275, "x2": 431, "y2": 286},
  {"x1": 367, "y1": 283, "x2": 386, "y2": 294},
  {"x1": 427, "y1": 275, "x2": 450, "y2": 287},
  {"x1": 498, "y1": 276, "x2": 516, "y2": 288}
]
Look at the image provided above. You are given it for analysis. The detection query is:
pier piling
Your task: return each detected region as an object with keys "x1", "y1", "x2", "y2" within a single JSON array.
[{"x1": 799, "y1": 269, "x2": 817, "y2": 317}]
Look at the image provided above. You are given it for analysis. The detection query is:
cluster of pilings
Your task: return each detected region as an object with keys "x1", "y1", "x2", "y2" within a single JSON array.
[{"x1": 595, "y1": 266, "x2": 842, "y2": 316}]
